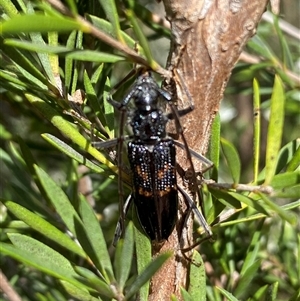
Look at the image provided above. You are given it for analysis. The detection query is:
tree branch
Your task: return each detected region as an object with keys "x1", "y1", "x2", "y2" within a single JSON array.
[{"x1": 149, "y1": 1, "x2": 270, "y2": 300}]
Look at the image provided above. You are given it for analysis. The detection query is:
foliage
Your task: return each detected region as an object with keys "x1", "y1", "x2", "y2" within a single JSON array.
[{"x1": 0, "y1": 1, "x2": 299, "y2": 301}]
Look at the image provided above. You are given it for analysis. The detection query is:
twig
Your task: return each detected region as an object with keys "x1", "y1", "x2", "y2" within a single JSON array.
[
  {"x1": 239, "y1": 51, "x2": 300, "y2": 86},
  {"x1": 0, "y1": 270, "x2": 22, "y2": 301},
  {"x1": 204, "y1": 179, "x2": 274, "y2": 194},
  {"x1": 45, "y1": 0, "x2": 170, "y2": 78},
  {"x1": 262, "y1": 11, "x2": 300, "y2": 40}
]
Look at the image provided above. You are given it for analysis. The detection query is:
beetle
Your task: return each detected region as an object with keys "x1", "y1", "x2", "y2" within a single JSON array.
[{"x1": 100, "y1": 69, "x2": 213, "y2": 245}]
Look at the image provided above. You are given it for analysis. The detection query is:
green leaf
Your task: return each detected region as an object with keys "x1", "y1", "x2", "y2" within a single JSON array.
[
  {"x1": 64, "y1": 0, "x2": 77, "y2": 14},
  {"x1": 98, "y1": 0, "x2": 123, "y2": 43},
  {"x1": 253, "y1": 78, "x2": 261, "y2": 184},
  {"x1": 265, "y1": 282, "x2": 279, "y2": 301},
  {"x1": 2, "y1": 145, "x2": 50, "y2": 216},
  {"x1": 223, "y1": 191, "x2": 269, "y2": 216},
  {"x1": 276, "y1": 139, "x2": 300, "y2": 173},
  {"x1": 188, "y1": 251, "x2": 206, "y2": 301},
  {"x1": 125, "y1": 251, "x2": 172, "y2": 300},
  {"x1": 103, "y1": 77, "x2": 115, "y2": 138},
  {"x1": 274, "y1": 16, "x2": 294, "y2": 70},
  {"x1": 181, "y1": 288, "x2": 193, "y2": 301},
  {"x1": 286, "y1": 143, "x2": 300, "y2": 172},
  {"x1": 209, "y1": 189, "x2": 241, "y2": 209},
  {"x1": 2, "y1": 235, "x2": 89, "y2": 291},
  {"x1": 66, "y1": 50, "x2": 124, "y2": 63},
  {"x1": 216, "y1": 287, "x2": 239, "y2": 301},
  {"x1": 60, "y1": 281, "x2": 103, "y2": 301},
  {"x1": 264, "y1": 75, "x2": 285, "y2": 185},
  {"x1": 74, "y1": 266, "x2": 113, "y2": 298},
  {"x1": 27, "y1": 2, "x2": 56, "y2": 85},
  {"x1": 209, "y1": 113, "x2": 220, "y2": 181},
  {"x1": 1, "y1": 36, "x2": 49, "y2": 87},
  {"x1": 247, "y1": 35, "x2": 278, "y2": 63},
  {"x1": 34, "y1": 164, "x2": 82, "y2": 236},
  {"x1": 87, "y1": 15, "x2": 140, "y2": 53},
  {"x1": 240, "y1": 229, "x2": 261, "y2": 275},
  {"x1": 270, "y1": 171, "x2": 300, "y2": 189},
  {"x1": 0, "y1": 70, "x2": 27, "y2": 91},
  {"x1": 1, "y1": 0, "x2": 19, "y2": 17},
  {"x1": 115, "y1": 222, "x2": 135, "y2": 290},
  {"x1": 3, "y1": 200, "x2": 86, "y2": 258},
  {"x1": 221, "y1": 138, "x2": 241, "y2": 184},
  {"x1": 64, "y1": 30, "x2": 77, "y2": 91},
  {"x1": 134, "y1": 209, "x2": 151, "y2": 301},
  {"x1": 70, "y1": 30, "x2": 81, "y2": 93},
  {"x1": 234, "y1": 260, "x2": 262, "y2": 298},
  {"x1": 274, "y1": 184, "x2": 300, "y2": 198},
  {"x1": 78, "y1": 196, "x2": 114, "y2": 282},
  {"x1": 83, "y1": 70, "x2": 108, "y2": 133},
  {"x1": 1, "y1": 14, "x2": 88, "y2": 34},
  {"x1": 42, "y1": 134, "x2": 104, "y2": 174},
  {"x1": 257, "y1": 192, "x2": 297, "y2": 226},
  {"x1": 288, "y1": 289, "x2": 300, "y2": 301},
  {"x1": 252, "y1": 285, "x2": 269, "y2": 300},
  {"x1": 124, "y1": 3, "x2": 158, "y2": 69},
  {"x1": 25, "y1": 94, "x2": 117, "y2": 174},
  {"x1": 4, "y1": 38, "x2": 74, "y2": 54}
]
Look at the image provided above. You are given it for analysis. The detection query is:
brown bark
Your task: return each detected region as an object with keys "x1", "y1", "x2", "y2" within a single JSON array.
[{"x1": 149, "y1": 1, "x2": 269, "y2": 300}]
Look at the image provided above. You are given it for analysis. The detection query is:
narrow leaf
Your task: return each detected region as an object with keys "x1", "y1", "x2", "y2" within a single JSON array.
[
  {"x1": 264, "y1": 75, "x2": 285, "y2": 185},
  {"x1": 78, "y1": 196, "x2": 114, "y2": 282},
  {"x1": 253, "y1": 78, "x2": 261, "y2": 183},
  {"x1": 209, "y1": 189, "x2": 241, "y2": 209},
  {"x1": 119, "y1": 222, "x2": 135, "y2": 290},
  {"x1": 25, "y1": 94, "x2": 117, "y2": 174},
  {"x1": 275, "y1": 139, "x2": 300, "y2": 173},
  {"x1": 224, "y1": 191, "x2": 269, "y2": 216},
  {"x1": 274, "y1": 184, "x2": 300, "y2": 198},
  {"x1": 88, "y1": 15, "x2": 140, "y2": 53},
  {"x1": 74, "y1": 266, "x2": 113, "y2": 298},
  {"x1": 240, "y1": 229, "x2": 262, "y2": 275},
  {"x1": 27, "y1": 2, "x2": 56, "y2": 85},
  {"x1": 181, "y1": 288, "x2": 193, "y2": 301},
  {"x1": 42, "y1": 134, "x2": 104, "y2": 174},
  {"x1": 125, "y1": 252, "x2": 172, "y2": 300},
  {"x1": 1, "y1": 37, "x2": 49, "y2": 86},
  {"x1": 34, "y1": 164, "x2": 82, "y2": 236},
  {"x1": 4, "y1": 200, "x2": 85, "y2": 258},
  {"x1": 247, "y1": 36, "x2": 278, "y2": 63},
  {"x1": 4, "y1": 38, "x2": 73, "y2": 54},
  {"x1": 286, "y1": 143, "x2": 300, "y2": 172},
  {"x1": 1, "y1": 14, "x2": 88, "y2": 34},
  {"x1": 270, "y1": 171, "x2": 300, "y2": 189},
  {"x1": 265, "y1": 282, "x2": 279, "y2": 301},
  {"x1": 98, "y1": 0, "x2": 124, "y2": 43},
  {"x1": 274, "y1": 16, "x2": 294, "y2": 70},
  {"x1": 103, "y1": 77, "x2": 115, "y2": 138},
  {"x1": 209, "y1": 113, "x2": 220, "y2": 181},
  {"x1": 1, "y1": 0, "x2": 19, "y2": 17},
  {"x1": 134, "y1": 209, "x2": 151, "y2": 301},
  {"x1": 124, "y1": 5, "x2": 158, "y2": 69},
  {"x1": 66, "y1": 50, "x2": 124, "y2": 63},
  {"x1": 221, "y1": 138, "x2": 241, "y2": 184},
  {"x1": 234, "y1": 260, "x2": 262, "y2": 298},
  {"x1": 83, "y1": 70, "x2": 108, "y2": 130},
  {"x1": 2, "y1": 236, "x2": 88, "y2": 290},
  {"x1": 188, "y1": 251, "x2": 206, "y2": 301},
  {"x1": 64, "y1": 30, "x2": 77, "y2": 91},
  {"x1": 216, "y1": 287, "x2": 239, "y2": 301},
  {"x1": 257, "y1": 192, "x2": 297, "y2": 225},
  {"x1": 60, "y1": 281, "x2": 103, "y2": 301}
]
